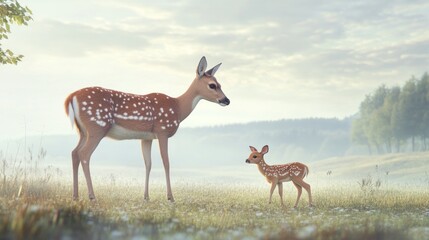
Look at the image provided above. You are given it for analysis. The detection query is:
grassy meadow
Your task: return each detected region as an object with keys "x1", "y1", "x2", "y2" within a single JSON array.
[{"x1": 1, "y1": 151, "x2": 429, "y2": 239}]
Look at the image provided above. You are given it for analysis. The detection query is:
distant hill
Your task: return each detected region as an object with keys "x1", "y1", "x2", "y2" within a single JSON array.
[
  {"x1": 0, "y1": 118, "x2": 361, "y2": 169},
  {"x1": 1, "y1": 118, "x2": 428, "y2": 185},
  {"x1": 311, "y1": 152, "x2": 429, "y2": 185}
]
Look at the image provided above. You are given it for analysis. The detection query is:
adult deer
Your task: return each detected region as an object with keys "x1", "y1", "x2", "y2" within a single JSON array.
[
  {"x1": 245, "y1": 145, "x2": 313, "y2": 208},
  {"x1": 65, "y1": 57, "x2": 230, "y2": 202}
]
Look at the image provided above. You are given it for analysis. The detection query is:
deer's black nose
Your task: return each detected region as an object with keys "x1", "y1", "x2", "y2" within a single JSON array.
[
  {"x1": 219, "y1": 97, "x2": 230, "y2": 106},
  {"x1": 245, "y1": 159, "x2": 250, "y2": 163}
]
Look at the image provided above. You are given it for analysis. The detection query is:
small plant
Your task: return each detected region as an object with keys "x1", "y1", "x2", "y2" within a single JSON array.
[{"x1": 358, "y1": 174, "x2": 381, "y2": 197}]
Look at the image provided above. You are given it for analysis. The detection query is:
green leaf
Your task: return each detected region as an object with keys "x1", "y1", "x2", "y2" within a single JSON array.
[
  {"x1": 6, "y1": 49, "x2": 13, "y2": 56},
  {"x1": 0, "y1": 0, "x2": 32, "y2": 65}
]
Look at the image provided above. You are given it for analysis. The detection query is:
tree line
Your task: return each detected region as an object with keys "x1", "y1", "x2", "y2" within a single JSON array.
[{"x1": 352, "y1": 72, "x2": 429, "y2": 154}]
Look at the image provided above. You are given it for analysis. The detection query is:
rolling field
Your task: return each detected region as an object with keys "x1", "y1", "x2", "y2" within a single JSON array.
[
  {"x1": 1, "y1": 149, "x2": 429, "y2": 239},
  {"x1": 1, "y1": 178, "x2": 428, "y2": 240}
]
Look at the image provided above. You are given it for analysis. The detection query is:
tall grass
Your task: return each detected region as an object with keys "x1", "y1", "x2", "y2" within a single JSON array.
[
  {"x1": 1, "y1": 181, "x2": 428, "y2": 239},
  {"x1": 0, "y1": 147, "x2": 428, "y2": 239}
]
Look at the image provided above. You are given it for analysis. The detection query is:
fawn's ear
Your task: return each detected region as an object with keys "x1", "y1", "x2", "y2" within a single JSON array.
[
  {"x1": 261, "y1": 145, "x2": 269, "y2": 154},
  {"x1": 249, "y1": 146, "x2": 258, "y2": 152}
]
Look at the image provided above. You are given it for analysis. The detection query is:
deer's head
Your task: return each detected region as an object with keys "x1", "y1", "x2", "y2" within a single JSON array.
[
  {"x1": 246, "y1": 145, "x2": 269, "y2": 164},
  {"x1": 194, "y1": 56, "x2": 230, "y2": 106}
]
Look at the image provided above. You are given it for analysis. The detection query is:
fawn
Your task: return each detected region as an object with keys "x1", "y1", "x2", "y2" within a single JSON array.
[{"x1": 246, "y1": 145, "x2": 313, "y2": 207}]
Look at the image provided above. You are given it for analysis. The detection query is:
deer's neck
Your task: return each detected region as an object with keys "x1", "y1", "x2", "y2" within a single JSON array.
[
  {"x1": 176, "y1": 79, "x2": 201, "y2": 122},
  {"x1": 257, "y1": 159, "x2": 271, "y2": 176}
]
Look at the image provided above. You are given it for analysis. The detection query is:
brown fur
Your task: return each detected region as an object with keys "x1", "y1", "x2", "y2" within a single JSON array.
[
  {"x1": 246, "y1": 145, "x2": 313, "y2": 207},
  {"x1": 65, "y1": 57, "x2": 230, "y2": 201}
]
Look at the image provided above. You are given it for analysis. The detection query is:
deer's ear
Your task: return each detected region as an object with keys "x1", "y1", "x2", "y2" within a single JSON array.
[
  {"x1": 261, "y1": 145, "x2": 269, "y2": 154},
  {"x1": 205, "y1": 63, "x2": 221, "y2": 76},
  {"x1": 249, "y1": 146, "x2": 258, "y2": 152},
  {"x1": 196, "y1": 56, "x2": 207, "y2": 77}
]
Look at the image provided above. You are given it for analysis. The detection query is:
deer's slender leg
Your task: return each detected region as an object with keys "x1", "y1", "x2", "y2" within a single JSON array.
[
  {"x1": 269, "y1": 181, "x2": 277, "y2": 204},
  {"x1": 141, "y1": 139, "x2": 153, "y2": 201},
  {"x1": 71, "y1": 130, "x2": 87, "y2": 200},
  {"x1": 277, "y1": 182, "x2": 284, "y2": 206},
  {"x1": 158, "y1": 135, "x2": 174, "y2": 202},
  {"x1": 291, "y1": 176, "x2": 312, "y2": 207},
  {"x1": 77, "y1": 134, "x2": 104, "y2": 200}
]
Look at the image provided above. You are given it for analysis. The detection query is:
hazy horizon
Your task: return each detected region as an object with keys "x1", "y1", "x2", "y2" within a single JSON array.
[{"x1": 2, "y1": 118, "x2": 428, "y2": 188}]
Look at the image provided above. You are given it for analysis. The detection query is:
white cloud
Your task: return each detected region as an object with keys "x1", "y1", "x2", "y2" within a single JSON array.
[{"x1": 1, "y1": 0, "x2": 429, "y2": 140}]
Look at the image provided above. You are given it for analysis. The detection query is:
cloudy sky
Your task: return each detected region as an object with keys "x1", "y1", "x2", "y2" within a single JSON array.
[{"x1": 1, "y1": 0, "x2": 429, "y2": 140}]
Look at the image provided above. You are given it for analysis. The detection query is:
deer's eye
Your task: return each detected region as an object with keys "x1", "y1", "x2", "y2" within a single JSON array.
[
  {"x1": 253, "y1": 155, "x2": 257, "y2": 159},
  {"x1": 209, "y1": 83, "x2": 217, "y2": 90}
]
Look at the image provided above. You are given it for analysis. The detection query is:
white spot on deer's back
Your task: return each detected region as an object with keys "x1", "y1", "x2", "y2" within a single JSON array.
[{"x1": 96, "y1": 120, "x2": 106, "y2": 127}]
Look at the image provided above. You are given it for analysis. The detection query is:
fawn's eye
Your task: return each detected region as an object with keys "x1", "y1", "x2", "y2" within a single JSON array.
[
  {"x1": 253, "y1": 155, "x2": 257, "y2": 159},
  {"x1": 209, "y1": 83, "x2": 217, "y2": 90}
]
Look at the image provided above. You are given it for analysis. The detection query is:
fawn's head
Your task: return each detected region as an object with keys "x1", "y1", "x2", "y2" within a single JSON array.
[
  {"x1": 193, "y1": 56, "x2": 230, "y2": 107},
  {"x1": 245, "y1": 145, "x2": 269, "y2": 164}
]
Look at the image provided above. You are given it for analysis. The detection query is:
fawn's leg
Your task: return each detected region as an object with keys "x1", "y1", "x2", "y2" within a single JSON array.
[
  {"x1": 291, "y1": 176, "x2": 312, "y2": 207},
  {"x1": 292, "y1": 181, "x2": 303, "y2": 208},
  {"x1": 269, "y1": 181, "x2": 277, "y2": 204},
  {"x1": 277, "y1": 182, "x2": 284, "y2": 206}
]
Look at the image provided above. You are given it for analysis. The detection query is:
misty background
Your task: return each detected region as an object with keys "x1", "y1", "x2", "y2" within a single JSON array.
[
  {"x1": 2, "y1": 117, "x2": 429, "y2": 187},
  {"x1": 2, "y1": 1, "x2": 429, "y2": 189}
]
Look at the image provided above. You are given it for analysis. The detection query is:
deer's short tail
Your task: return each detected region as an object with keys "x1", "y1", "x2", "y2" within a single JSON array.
[{"x1": 64, "y1": 94, "x2": 77, "y2": 129}]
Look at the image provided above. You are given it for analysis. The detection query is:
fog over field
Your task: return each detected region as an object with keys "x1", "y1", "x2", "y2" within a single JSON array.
[{"x1": 2, "y1": 118, "x2": 428, "y2": 189}]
